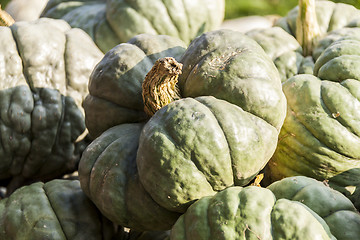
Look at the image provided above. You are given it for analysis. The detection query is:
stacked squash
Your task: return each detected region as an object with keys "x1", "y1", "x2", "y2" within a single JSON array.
[
  {"x1": 0, "y1": 0, "x2": 360, "y2": 239},
  {"x1": 41, "y1": 0, "x2": 226, "y2": 52},
  {"x1": 0, "y1": 13, "x2": 103, "y2": 192},
  {"x1": 247, "y1": 0, "x2": 360, "y2": 210}
]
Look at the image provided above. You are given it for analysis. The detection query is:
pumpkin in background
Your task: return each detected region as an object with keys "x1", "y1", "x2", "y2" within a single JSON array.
[
  {"x1": 40, "y1": 0, "x2": 225, "y2": 53},
  {"x1": 247, "y1": 0, "x2": 360, "y2": 82},
  {"x1": 5, "y1": 0, "x2": 49, "y2": 21},
  {"x1": 79, "y1": 30, "x2": 286, "y2": 231},
  {"x1": 249, "y1": 0, "x2": 360, "y2": 210},
  {"x1": 0, "y1": 179, "x2": 116, "y2": 239},
  {"x1": 170, "y1": 176, "x2": 360, "y2": 240},
  {"x1": 0, "y1": 16, "x2": 104, "y2": 192}
]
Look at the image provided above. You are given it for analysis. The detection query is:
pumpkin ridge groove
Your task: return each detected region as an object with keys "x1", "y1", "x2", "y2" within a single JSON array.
[
  {"x1": 321, "y1": 82, "x2": 360, "y2": 139},
  {"x1": 42, "y1": 184, "x2": 68, "y2": 240},
  {"x1": 277, "y1": 105, "x2": 336, "y2": 178},
  {"x1": 123, "y1": 0, "x2": 159, "y2": 35},
  {"x1": 194, "y1": 98, "x2": 233, "y2": 189},
  {"x1": 159, "y1": 0, "x2": 181, "y2": 38},
  {"x1": 162, "y1": 121, "x2": 216, "y2": 192},
  {"x1": 319, "y1": 82, "x2": 360, "y2": 159}
]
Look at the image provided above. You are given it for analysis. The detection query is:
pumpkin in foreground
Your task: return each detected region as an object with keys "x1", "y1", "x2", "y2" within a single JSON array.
[
  {"x1": 170, "y1": 176, "x2": 360, "y2": 240},
  {"x1": 0, "y1": 179, "x2": 116, "y2": 239},
  {"x1": 41, "y1": 0, "x2": 225, "y2": 52},
  {"x1": 0, "y1": 17, "x2": 103, "y2": 192},
  {"x1": 79, "y1": 30, "x2": 287, "y2": 231}
]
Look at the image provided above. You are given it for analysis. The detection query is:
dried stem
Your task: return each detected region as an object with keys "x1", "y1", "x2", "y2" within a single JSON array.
[
  {"x1": 296, "y1": 0, "x2": 321, "y2": 56},
  {"x1": 142, "y1": 57, "x2": 182, "y2": 116},
  {"x1": 0, "y1": 5, "x2": 15, "y2": 27}
]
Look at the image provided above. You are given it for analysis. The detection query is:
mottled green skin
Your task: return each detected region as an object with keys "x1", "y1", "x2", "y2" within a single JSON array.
[
  {"x1": 171, "y1": 176, "x2": 360, "y2": 240},
  {"x1": 268, "y1": 176, "x2": 360, "y2": 240},
  {"x1": 79, "y1": 123, "x2": 181, "y2": 231},
  {"x1": 41, "y1": 0, "x2": 225, "y2": 52},
  {"x1": 178, "y1": 29, "x2": 286, "y2": 131},
  {"x1": 0, "y1": 18, "x2": 103, "y2": 186},
  {"x1": 83, "y1": 34, "x2": 187, "y2": 139},
  {"x1": 0, "y1": 179, "x2": 115, "y2": 240},
  {"x1": 137, "y1": 96, "x2": 279, "y2": 213},
  {"x1": 247, "y1": 27, "x2": 313, "y2": 82},
  {"x1": 267, "y1": 32, "x2": 360, "y2": 209},
  {"x1": 170, "y1": 183, "x2": 335, "y2": 239},
  {"x1": 80, "y1": 29, "x2": 286, "y2": 230}
]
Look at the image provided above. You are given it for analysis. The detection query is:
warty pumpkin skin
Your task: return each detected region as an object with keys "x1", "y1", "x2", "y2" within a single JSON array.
[
  {"x1": 79, "y1": 29, "x2": 286, "y2": 230},
  {"x1": 0, "y1": 179, "x2": 116, "y2": 240},
  {"x1": 170, "y1": 176, "x2": 360, "y2": 240},
  {"x1": 41, "y1": 0, "x2": 225, "y2": 52},
  {"x1": 0, "y1": 18, "x2": 103, "y2": 190},
  {"x1": 263, "y1": 17, "x2": 360, "y2": 210}
]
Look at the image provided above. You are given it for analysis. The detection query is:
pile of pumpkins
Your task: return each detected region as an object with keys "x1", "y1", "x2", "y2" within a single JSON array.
[{"x1": 0, "y1": 0, "x2": 360, "y2": 239}]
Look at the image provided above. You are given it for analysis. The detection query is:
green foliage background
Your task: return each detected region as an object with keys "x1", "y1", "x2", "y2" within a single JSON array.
[{"x1": 225, "y1": 0, "x2": 360, "y2": 19}]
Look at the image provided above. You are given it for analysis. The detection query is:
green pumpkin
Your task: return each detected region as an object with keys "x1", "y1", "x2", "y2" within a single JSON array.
[
  {"x1": 41, "y1": 0, "x2": 225, "y2": 52},
  {"x1": 0, "y1": 17, "x2": 103, "y2": 191},
  {"x1": 170, "y1": 176, "x2": 360, "y2": 240},
  {"x1": 247, "y1": 0, "x2": 360, "y2": 82},
  {"x1": 0, "y1": 179, "x2": 116, "y2": 239},
  {"x1": 79, "y1": 29, "x2": 286, "y2": 231}
]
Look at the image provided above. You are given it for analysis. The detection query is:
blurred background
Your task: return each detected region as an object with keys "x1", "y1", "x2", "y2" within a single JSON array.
[
  {"x1": 1, "y1": 0, "x2": 360, "y2": 20},
  {"x1": 224, "y1": 0, "x2": 360, "y2": 19}
]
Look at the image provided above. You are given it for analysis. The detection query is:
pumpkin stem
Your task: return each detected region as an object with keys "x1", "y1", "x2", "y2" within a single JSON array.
[
  {"x1": 296, "y1": 0, "x2": 321, "y2": 56},
  {"x1": 0, "y1": 5, "x2": 15, "y2": 26},
  {"x1": 142, "y1": 57, "x2": 183, "y2": 116}
]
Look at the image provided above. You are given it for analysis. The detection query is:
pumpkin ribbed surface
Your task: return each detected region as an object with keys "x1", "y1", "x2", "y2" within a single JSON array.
[{"x1": 41, "y1": 0, "x2": 225, "y2": 52}]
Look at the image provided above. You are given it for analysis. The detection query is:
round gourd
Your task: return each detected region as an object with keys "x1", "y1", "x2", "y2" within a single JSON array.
[
  {"x1": 260, "y1": 0, "x2": 360, "y2": 210},
  {"x1": 170, "y1": 176, "x2": 360, "y2": 240},
  {"x1": 0, "y1": 17, "x2": 103, "y2": 191},
  {"x1": 41, "y1": 0, "x2": 225, "y2": 52},
  {"x1": 0, "y1": 179, "x2": 116, "y2": 239},
  {"x1": 79, "y1": 29, "x2": 286, "y2": 231}
]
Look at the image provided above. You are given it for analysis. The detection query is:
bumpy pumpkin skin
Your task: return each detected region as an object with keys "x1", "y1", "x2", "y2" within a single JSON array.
[
  {"x1": 170, "y1": 176, "x2": 360, "y2": 240},
  {"x1": 0, "y1": 179, "x2": 116, "y2": 240},
  {"x1": 267, "y1": 28, "x2": 360, "y2": 210},
  {"x1": 80, "y1": 29, "x2": 286, "y2": 230},
  {"x1": 83, "y1": 33, "x2": 187, "y2": 139},
  {"x1": 79, "y1": 123, "x2": 181, "y2": 231},
  {"x1": 41, "y1": 0, "x2": 225, "y2": 52},
  {"x1": 0, "y1": 18, "x2": 103, "y2": 187}
]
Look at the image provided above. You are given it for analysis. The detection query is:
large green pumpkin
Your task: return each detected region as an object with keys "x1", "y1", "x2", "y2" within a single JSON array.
[
  {"x1": 79, "y1": 30, "x2": 286, "y2": 231},
  {"x1": 249, "y1": 1, "x2": 360, "y2": 210},
  {"x1": 0, "y1": 17, "x2": 103, "y2": 191},
  {"x1": 41, "y1": 0, "x2": 225, "y2": 52},
  {"x1": 170, "y1": 176, "x2": 360, "y2": 240},
  {"x1": 0, "y1": 179, "x2": 116, "y2": 239}
]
